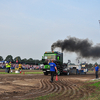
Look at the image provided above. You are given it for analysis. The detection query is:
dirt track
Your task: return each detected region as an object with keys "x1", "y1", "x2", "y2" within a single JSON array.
[{"x1": 0, "y1": 72, "x2": 98, "y2": 100}]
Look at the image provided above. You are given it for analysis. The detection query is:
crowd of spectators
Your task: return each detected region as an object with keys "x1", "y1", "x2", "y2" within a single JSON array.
[
  {"x1": 0, "y1": 63, "x2": 5, "y2": 69},
  {"x1": 0, "y1": 63, "x2": 43, "y2": 70}
]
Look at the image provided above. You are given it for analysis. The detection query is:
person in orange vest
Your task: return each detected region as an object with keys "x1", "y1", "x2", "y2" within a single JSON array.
[{"x1": 6, "y1": 61, "x2": 11, "y2": 73}]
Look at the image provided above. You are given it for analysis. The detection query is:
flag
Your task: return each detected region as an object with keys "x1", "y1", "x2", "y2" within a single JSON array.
[{"x1": 16, "y1": 60, "x2": 18, "y2": 63}]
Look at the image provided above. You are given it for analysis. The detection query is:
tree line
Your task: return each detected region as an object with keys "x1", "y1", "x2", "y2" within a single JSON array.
[
  {"x1": 0, "y1": 55, "x2": 99, "y2": 68},
  {"x1": 0, "y1": 55, "x2": 42, "y2": 65}
]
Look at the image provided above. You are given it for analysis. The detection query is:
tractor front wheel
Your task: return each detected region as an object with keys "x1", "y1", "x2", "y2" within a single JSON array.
[{"x1": 44, "y1": 72, "x2": 48, "y2": 75}]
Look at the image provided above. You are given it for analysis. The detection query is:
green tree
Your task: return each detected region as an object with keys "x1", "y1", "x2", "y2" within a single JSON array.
[
  {"x1": 21, "y1": 58, "x2": 27, "y2": 64},
  {"x1": 94, "y1": 62, "x2": 98, "y2": 66},
  {"x1": 0, "y1": 56, "x2": 3, "y2": 61},
  {"x1": 88, "y1": 63, "x2": 93, "y2": 69},
  {"x1": 5, "y1": 55, "x2": 13, "y2": 62},
  {"x1": 39, "y1": 60, "x2": 43, "y2": 64},
  {"x1": 33, "y1": 59, "x2": 40, "y2": 65},
  {"x1": 28, "y1": 58, "x2": 33, "y2": 61},
  {"x1": 26, "y1": 58, "x2": 34, "y2": 64},
  {"x1": 14, "y1": 56, "x2": 21, "y2": 63}
]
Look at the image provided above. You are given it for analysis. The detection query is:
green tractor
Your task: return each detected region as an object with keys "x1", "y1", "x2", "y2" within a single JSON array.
[{"x1": 42, "y1": 51, "x2": 63, "y2": 75}]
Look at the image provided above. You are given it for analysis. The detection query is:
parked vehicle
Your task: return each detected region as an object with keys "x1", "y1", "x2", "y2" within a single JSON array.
[{"x1": 63, "y1": 64, "x2": 88, "y2": 75}]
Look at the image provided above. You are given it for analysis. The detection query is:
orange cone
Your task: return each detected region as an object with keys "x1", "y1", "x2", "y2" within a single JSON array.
[
  {"x1": 23, "y1": 72, "x2": 25, "y2": 75},
  {"x1": 56, "y1": 75, "x2": 58, "y2": 81}
]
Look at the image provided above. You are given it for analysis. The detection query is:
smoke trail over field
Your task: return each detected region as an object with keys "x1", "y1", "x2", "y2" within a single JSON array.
[{"x1": 51, "y1": 37, "x2": 100, "y2": 58}]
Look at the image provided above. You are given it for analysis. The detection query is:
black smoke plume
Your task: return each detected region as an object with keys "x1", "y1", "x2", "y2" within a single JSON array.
[{"x1": 51, "y1": 37, "x2": 100, "y2": 58}]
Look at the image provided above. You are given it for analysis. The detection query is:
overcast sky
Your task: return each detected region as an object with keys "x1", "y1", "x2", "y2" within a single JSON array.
[{"x1": 0, "y1": 0, "x2": 100, "y2": 63}]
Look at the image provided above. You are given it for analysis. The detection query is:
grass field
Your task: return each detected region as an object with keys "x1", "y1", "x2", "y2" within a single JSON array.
[
  {"x1": 34, "y1": 93, "x2": 57, "y2": 100},
  {"x1": 0, "y1": 72, "x2": 43, "y2": 74},
  {"x1": 0, "y1": 69, "x2": 43, "y2": 74},
  {"x1": 82, "y1": 80, "x2": 100, "y2": 100}
]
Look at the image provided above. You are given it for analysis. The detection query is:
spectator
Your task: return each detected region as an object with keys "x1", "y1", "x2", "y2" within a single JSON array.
[{"x1": 94, "y1": 64, "x2": 99, "y2": 79}]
